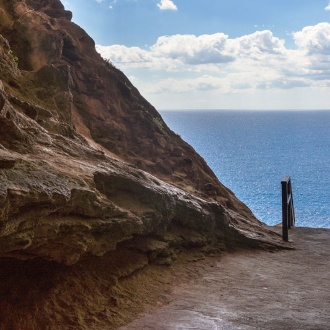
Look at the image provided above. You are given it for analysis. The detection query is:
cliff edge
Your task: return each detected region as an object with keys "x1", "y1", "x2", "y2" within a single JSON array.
[{"x1": 0, "y1": 0, "x2": 289, "y2": 328}]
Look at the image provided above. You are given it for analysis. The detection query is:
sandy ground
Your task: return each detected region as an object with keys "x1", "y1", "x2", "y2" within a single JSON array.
[{"x1": 119, "y1": 227, "x2": 330, "y2": 330}]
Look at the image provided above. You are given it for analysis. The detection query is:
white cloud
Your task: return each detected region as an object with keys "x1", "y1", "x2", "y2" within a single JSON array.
[
  {"x1": 96, "y1": 44, "x2": 182, "y2": 71},
  {"x1": 291, "y1": 23, "x2": 330, "y2": 81},
  {"x1": 325, "y1": 1, "x2": 330, "y2": 10},
  {"x1": 157, "y1": 0, "x2": 178, "y2": 11},
  {"x1": 151, "y1": 33, "x2": 234, "y2": 64},
  {"x1": 96, "y1": 23, "x2": 330, "y2": 109},
  {"x1": 97, "y1": 45, "x2": 151, "y2": 63},
  {"x1": 228, "y1": 30, "x2": 286, "y2": 57},
  {"x1": 293, "y1": 22, "x2": 330, "y2": 54},
  {"x1": 256, "y1": 79, "x2": 310, "y2": 90},
  {"x1": 97, "y1": 31, "x2": 287, "y2": 72},
  {"x1": 147, "y1": 75, "x2": 225, "y2": 94}
]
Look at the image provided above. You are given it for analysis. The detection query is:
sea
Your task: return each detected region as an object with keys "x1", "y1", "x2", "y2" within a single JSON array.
[{"x1": 160, "y1": 110, "x2": 330, "y2": 228}]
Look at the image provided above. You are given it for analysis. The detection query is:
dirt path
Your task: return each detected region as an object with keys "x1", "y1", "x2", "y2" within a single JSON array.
[{"x1": 120, "y1": 227, "x2": 330, "y2": 330}]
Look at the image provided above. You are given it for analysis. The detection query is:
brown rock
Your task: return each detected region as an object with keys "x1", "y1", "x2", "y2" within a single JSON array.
[
  {"x1": 0, "y1": 0, "x2": 290, "y2": 263},
  {"x1": 0, "y1": 1, "x2": 291, "y2": 328}
]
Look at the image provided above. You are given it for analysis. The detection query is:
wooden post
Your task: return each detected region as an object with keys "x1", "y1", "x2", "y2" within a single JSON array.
[
  {"x1": 281, "y1": 176, "x2": 295, "y2": 241},
  {"x1": 281, "y1": 177, "x2": 289, "y2": 242}
]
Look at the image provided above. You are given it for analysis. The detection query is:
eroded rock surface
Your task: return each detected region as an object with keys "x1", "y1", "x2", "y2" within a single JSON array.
[
  {"x1": 0, "y1": 0, "x2": 290, "y2": 328},
  {"x1": 0, "y1": 0, "x2": 288, "y2": 265}
]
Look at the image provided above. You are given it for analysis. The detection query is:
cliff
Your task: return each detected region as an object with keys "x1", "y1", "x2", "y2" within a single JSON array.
[{"x1": 0, "y1": 0, "x2": 288, "y2": 328}]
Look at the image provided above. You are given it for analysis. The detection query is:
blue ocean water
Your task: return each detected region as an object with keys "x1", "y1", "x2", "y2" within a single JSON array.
[{"x1": 160, "y1": 110, "x2": 330, "y2": 228}]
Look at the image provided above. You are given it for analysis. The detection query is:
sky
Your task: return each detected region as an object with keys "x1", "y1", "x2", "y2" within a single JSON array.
[{"x1": 63, "y1": 0, "x2": 330, "y2": 110}]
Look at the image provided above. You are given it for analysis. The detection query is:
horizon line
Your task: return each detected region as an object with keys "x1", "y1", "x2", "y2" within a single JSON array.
[{"x1": 159, "y1": 108, "x2": 330, "y2": 112}]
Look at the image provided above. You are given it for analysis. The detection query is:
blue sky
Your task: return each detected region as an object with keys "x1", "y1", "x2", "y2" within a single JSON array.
[{"x1": 63, "y1": 0, "x2": 330, "y2": 110}]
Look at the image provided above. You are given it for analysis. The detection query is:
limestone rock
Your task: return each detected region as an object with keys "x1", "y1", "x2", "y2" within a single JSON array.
[
  {"x1": 0, "y1": 0, "x2": 289, "y2": 268},
  {"x1": 0, "y1": 1, "x2": 295, "y2": 328}
]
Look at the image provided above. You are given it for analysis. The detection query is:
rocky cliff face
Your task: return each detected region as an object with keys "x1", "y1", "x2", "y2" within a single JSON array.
[{"x1": 0, "y1": 0, "x2": 288, "y2": 328}]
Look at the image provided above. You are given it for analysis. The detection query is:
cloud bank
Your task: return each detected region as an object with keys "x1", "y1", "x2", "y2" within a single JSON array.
[{"x1": 97, "y1": 23, "x2": 330, "y2": 109}]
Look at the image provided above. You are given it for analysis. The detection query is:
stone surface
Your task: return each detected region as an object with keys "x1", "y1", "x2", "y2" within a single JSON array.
[{"x1": 119, "y1": 228, "x2": 330, "y2": 330}]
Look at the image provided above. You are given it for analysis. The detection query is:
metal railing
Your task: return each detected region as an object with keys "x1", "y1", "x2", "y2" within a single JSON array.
[{"x1": 281, "y1": 176, "x2": 295, "y2": 241}]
